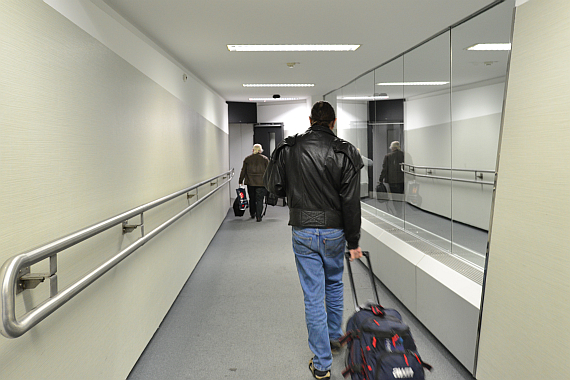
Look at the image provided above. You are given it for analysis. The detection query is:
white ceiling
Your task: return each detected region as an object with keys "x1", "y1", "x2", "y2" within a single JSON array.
[{"x1": 98, "y1": 0, "x2": 509, "y2": 103}]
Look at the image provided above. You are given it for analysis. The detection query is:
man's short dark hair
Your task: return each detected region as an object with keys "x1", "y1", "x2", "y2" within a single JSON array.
[{"x1": 311, "y1": 101, "x2": 336, "y2": 126}]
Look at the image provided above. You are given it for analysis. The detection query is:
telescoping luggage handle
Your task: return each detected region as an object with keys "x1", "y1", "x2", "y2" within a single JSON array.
[{"x1": 344, "y1": 251, "x2": 380, "y2": 311}]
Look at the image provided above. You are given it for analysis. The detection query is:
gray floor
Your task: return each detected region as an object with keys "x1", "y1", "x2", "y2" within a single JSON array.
[{"x1": 127, "y1": 205, "x2": 476, "y2": 380}]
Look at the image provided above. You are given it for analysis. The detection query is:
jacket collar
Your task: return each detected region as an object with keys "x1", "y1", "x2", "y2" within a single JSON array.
[{"x1": 309, "y1": 124, "x2": 336, "y2": 136}]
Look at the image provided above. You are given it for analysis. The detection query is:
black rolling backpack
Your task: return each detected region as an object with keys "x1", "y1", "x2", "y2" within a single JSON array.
[{"x1": 340, "y1": 252, "x2": 432, "y2": 380}]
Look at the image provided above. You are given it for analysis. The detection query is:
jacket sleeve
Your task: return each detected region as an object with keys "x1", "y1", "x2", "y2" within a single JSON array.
[
  {"x1": 336, "y1": 145, "x2": 364, "y2": 250},
  {"x1": 263, "y1": 144, "x2": 287, "y2": 197}
]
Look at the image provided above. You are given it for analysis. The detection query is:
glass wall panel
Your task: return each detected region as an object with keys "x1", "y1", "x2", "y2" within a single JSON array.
[
  {"x1": 335, "y1": 80, "x2": 356, "y2": 148},
  {"x1": 403, "y1": 31, "x2": 452, "y2": 252},
  {"x1": 369, "y1": 57, "x2": 405, "y2": 228},
  {"x1": 450, "y1": 0, "x2": 514, "y2": 266},
  {"x1": 335, "y1": 74, "x2": 373, "y2": 198},
  {"x1": 324, "y1": 1, "x2": 514, "y2": 271},
  {"x1": 352, "y1": 72, "x2": 374, "y2": 198}
]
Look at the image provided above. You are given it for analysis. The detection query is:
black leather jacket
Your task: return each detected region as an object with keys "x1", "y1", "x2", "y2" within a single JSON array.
[{"x1": 263, "y1": 125, "x2": 364, "y2": 249}]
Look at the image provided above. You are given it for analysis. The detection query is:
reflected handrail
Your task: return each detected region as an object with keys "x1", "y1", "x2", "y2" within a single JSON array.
[
  {"x1": 402, "y1": 163, "x2": 494, "y2": 185},
  {"x1": 0, "y1": 169, "x2": 233, "y2": 339}
]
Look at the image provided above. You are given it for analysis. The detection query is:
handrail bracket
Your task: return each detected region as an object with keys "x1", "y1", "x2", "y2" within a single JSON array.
[
  {"x1": 19, "y1": 272, "x2": 50, "y2": 291},
  {"x1": 122, "y1": 213, "x2": 145, "y2": 235},
  {"x1": 122, "y1": 221, "x2": 140, "y2": 234},
  {"x1": 17, "y1": 255, "x2": 58, "y2": 297}
]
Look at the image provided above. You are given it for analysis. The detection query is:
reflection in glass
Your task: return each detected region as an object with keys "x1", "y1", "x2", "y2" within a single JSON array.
[
  {"x1": 368, "y1": 57, "x2": 405, "y2": 228},
  {"x1": 353, "y1": 72, "x2": 374, "y2": 199},
  {"x1": 402, "y1": 31, "x2": 452, "y2": 252},
  {"x1": 324, "y1": 1, "x2": 514, "y2": 268},
  {"x1": 336, "y1": 77, "x2": 371, "y2": 199}
]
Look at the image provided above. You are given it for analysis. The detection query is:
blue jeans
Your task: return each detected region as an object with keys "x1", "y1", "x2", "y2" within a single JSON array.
[{"x1": 292, "y1": 227, "x2": 346, "y2": 372}]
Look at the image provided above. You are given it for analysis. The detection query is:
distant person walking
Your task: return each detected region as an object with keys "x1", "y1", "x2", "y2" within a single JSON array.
[
  {"x1": 264, "y1": 101, "x2": 363, "y2": 379},
  {"x1": 239, "y1": 143, "x2": 269, "y2": 222}
]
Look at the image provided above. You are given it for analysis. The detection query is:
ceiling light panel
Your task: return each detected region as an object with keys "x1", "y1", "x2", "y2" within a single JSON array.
[
  {"x1": 228, "y1": 44, "x2": 360, "y2": 52},
  {"x1": 341, "y1": 95, "x2": 390, "y2": 100},
  {"x1": 249, "y1": 97, "x2": 301, "y2": 101},
  {"x1": 243, "y1": 84, "x2": 314, "y2": 87},
  {"x1": 376, "y1": 82, "x2": 449, "y2": 86},
  {"x1": 466, "y1": 43, "x2": 511, "y2": 51}
]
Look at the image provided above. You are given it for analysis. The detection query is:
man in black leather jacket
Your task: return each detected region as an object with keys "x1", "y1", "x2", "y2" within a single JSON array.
[{"x1": 264, "y1": 101, "x2": 363, "y2": 379}]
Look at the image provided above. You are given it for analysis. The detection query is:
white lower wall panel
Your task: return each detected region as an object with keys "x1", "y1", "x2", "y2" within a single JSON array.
[
  {"x1": 361, "y1": 220, "x2": 482, "y2": 375},
  {"x1": 416, "y1": 256, "x2": 481, "y2": 373},
  {"x1": 361, "y1": 219, "x2": 420, "y2": 314}
]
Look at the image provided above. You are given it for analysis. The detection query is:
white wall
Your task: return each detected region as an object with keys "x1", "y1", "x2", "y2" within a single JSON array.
[
  {"x1": 229, "y1": 123, "x2": 255, "y2": 194},
  {"x1": 230, "y1": 101, "x2": 310, "y2": 200},
  {"x1": 476, "y1": 0, "x2": 570, "y2": 377},
  {"x1": 337, "y1": 100, "x2": 369, "y2": 153},
  {"x1": 257, "y1": 100, "x2": 311, "y2": 138},
  {"x1": 405, "y1": 82, "x2": 504, "y2": 229},
  {"x1": 44, "y1": 0, "x2": 228, "y2": 133},
  {"x1": 0, "y1": 1, "x2": 229, "y2": 379}
]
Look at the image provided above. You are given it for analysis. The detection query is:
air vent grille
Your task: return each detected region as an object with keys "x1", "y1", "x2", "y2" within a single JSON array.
[{"x1": 363, "y1": 210, "x2": 484, "y2": 285}]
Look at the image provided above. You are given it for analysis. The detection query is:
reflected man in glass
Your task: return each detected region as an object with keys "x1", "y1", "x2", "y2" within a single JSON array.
[{"x1": 379, "y1": 141, "x2": 404, "y2": 217}]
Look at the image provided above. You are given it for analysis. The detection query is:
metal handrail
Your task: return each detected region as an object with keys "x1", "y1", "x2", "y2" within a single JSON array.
[
  {"x1": 401, "y1": 163, "x2": 495, "y2": 185},
  {"x1": 0, "y1": 169, "x2": 233, "y2": 338}
]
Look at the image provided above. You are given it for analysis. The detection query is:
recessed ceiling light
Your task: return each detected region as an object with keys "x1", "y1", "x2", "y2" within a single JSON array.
[
  {"x1": 466, "y1": 43, "x2": 511, "y2": 51},
  {"x1": 376, "y1": 82, "x2": 449, "y2": 86},
  {"x1": 341, "y1": 95, "x2": 390, "y2": 100},
  {"x1": 243, "y1": 84, "x2": 314, "y2": 88},
  {"x1": 228, "y1": 44, "x2": 360, "y2": 52},
  {"x1": 249, "y1": 97, "x2": 301, "y2": 101}
]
